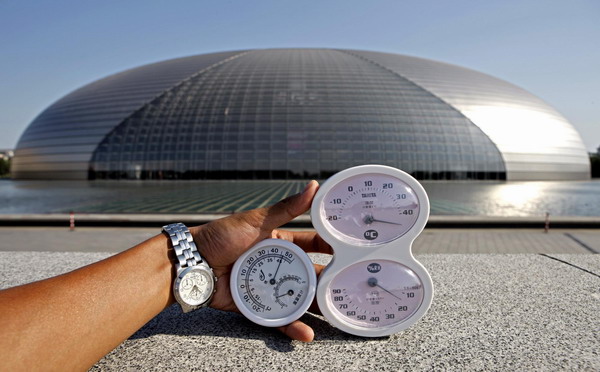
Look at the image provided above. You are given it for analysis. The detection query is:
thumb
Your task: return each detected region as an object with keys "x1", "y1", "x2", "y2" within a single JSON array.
[{"x1": 257, "y1": 180, "x2": 319, "y2": 232}]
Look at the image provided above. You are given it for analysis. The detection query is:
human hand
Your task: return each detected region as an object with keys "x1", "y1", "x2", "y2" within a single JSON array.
[{"x1": 190, "y1": 180, "x2": 332, "y2": 342}]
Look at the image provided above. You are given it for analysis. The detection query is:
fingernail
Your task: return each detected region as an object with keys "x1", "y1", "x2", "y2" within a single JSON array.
[{"x1": 301, "y1": 181, "x2": 314, "y2": 194}]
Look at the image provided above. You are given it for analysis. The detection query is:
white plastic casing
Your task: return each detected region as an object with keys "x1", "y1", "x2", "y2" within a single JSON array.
[{"x1": 311, "y1": 165, "x2": 434, "y2": 337}]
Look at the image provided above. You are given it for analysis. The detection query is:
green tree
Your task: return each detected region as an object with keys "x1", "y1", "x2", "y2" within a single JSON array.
[
  {"x1": 591, "y1": 154, "x2": 600, "y2": 178},
  {"x1": 0, "y1": 158, "x2": 10, "y2": 177}
]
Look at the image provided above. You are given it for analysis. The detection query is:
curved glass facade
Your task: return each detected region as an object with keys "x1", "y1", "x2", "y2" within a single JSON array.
[
  {"x1": 13, "y1": 49, "x2": 589, "y2": 180},
  {"x1": 348, "y1": 50, "x2": 590, "y2": 180},
  {"x1": 90, "y1": 49, "x2": 504, "y2": 180},
  {"x1": 13, "y1": 51, "x2": 245, "y2": 179}
]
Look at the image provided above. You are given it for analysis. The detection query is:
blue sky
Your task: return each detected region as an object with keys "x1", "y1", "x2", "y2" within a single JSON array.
[{"x1": 1, "y1": 0, "x2": 598, "y2": 151}]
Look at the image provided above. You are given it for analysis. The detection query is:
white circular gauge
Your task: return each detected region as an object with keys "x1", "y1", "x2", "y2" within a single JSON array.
[
  {"x1": 230, "y1": 239, "x2": 317, "y2": 327},
  {"x1": 174, "y1": 267, "x2": 215, "y2": 307},
  {"x1": 320, "y1": 172, "x2": 420, "y2": 245},
  {"x1": 312, "y1": 165, "x2": 433, "y2": 337},
  {"x1": 326, "y1": 260, "x2": 424, "y2": 328}
]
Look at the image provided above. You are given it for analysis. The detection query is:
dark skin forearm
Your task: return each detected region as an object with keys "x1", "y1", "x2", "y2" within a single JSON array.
[
  {"x1": 0, "y1": 233, "x2": 175, "y2": 371},
  {"x1": 0, "y1": 181, "x2": 331, "y2": 371}
]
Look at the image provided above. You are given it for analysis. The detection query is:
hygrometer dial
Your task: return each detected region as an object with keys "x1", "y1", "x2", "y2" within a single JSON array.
[
  {"x1": 326, "y1": 260, "x2": 424, "y2": 328},
  {"x1": 230, "y1": 239, "x2": 317, "y2": 327},
  {"x1": 312, "y1": 165, "x2": 433, "y2": 337}
]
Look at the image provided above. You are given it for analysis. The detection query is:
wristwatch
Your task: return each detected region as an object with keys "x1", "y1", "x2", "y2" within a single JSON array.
[{"x1": 162, "y1": 223, "x2": 216, "y2": 313}]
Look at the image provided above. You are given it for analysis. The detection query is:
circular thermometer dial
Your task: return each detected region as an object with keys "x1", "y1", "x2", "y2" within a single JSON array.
[
  {"x1": 321, "y1": 173, "x2": 420, "y2": 245},
  {"x1": 312, "y1": 165, "x2": 433, "y2": 337},
  {"x1": 230, "y1": 239, "x2": 317, "y2": 327},
  {"x1": 327, "y1": 260, "x2": 424, "y2": 328}
]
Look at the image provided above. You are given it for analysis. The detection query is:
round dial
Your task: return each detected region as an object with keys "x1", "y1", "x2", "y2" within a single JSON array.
[
  {"x1": 327, "y1": 260, "x2": 424, "y2": 328},
  {"x1": 312, "y1": 165, "x2": 433, "y2": 337},
  {"x1": 321, "y1": 172, "x2": 420, "y2": 245},
  {"x1": 230, "y1": 239, "x2": 317, "y2": 327},
  {"x1": 176, "y1": 267, "x2": 215, "y2": 306}
]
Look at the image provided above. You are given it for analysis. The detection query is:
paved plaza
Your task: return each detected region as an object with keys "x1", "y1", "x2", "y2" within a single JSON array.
[
  {"x1": 1, "y1": 226, "x2": 598, "y2": 254},
  {"x1": 1, "y1": 225, "x2": 599, "y2": 370},
  {"x1": 1, "y1": 248, "x2": 598, "y2": 371}
]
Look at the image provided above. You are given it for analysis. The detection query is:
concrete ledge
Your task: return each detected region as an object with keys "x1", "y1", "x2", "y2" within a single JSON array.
[
  {"x1": 0, "y1": 213, "x2": 236, "y2": 228},
  {"x1": 427, "y1": 215, "x2": 600, "y2": 228},
  {"x1": 2, "y1": 227, "x2": 599, "y2": 254},
  {"x1": 1, "y1": 213, "x2": 600, "y2": 228}
]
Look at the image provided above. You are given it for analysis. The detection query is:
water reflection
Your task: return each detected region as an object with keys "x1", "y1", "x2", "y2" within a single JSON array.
[
  {"x1": 490, "y1": 183, "x2": 548, "y2": 215},
  {"x1": 1, "y1": 180, "x2": 599, "y2": 216},
  {"x1": 421, "y1": 181, "x2": 600, "y2": 217}
]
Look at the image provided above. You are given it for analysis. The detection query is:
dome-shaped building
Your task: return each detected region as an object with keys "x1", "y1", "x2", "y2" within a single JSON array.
[{"x1": 13, "y1": 49, "x2": 590, "y2": 180}]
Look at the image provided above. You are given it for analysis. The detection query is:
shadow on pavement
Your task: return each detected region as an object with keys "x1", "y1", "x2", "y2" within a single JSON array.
[{"x1": 129, "y1": 305, "x2": 376, "y2": 351}]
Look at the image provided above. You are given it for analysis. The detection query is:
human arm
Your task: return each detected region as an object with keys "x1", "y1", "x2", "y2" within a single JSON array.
[{"x1": 0, "y1": 180, "x2": 330, "y2": 371}]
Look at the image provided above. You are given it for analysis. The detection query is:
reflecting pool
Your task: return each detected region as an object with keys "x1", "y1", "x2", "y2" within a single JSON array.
[{"x1": 1, "y1": 179, "x2": 599, "y2": 216}]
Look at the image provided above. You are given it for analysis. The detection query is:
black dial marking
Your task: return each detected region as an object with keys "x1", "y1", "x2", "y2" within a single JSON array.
[
  {"x1": 242, "y1": 253, "x2": 294, "y2": 309},
  {"x1": 269, "y1": 255, "x2": 284, "y2": 285}
]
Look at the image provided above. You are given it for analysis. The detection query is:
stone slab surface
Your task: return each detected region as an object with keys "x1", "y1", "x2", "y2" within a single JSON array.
[
  {"x1": 1, "y1": 227, "x2": 599, "y2": 254},
  {"x1": 0, "y1": 227, "x2": 157, "y2": 253},
  {"x1": 1, "y1": 252, "x2": 598, "y2": 371},
  {"x1": 562, "y1": 231, "x2": 600, "y2": 253},
  {"x1": 414, "y1": 229, "x2": 597, "y2": 254},
  {"x1": 547, "y1": 254, "x2": 600, "y2": 278}
]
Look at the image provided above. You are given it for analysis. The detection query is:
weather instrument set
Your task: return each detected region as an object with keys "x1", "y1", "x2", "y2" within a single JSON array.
[{"x1": 230, "y1": 165, "x2": 433, "y2": 337}]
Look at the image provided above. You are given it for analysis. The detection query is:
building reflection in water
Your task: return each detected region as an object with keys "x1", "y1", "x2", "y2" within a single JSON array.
[{"x1": 2, "y1": 180, "x2": 600, "y2": 216}]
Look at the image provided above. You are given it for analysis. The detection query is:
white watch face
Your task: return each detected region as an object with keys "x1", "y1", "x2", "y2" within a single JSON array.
[
  {"x1": 327, "y1": 260, "x2": 424, "y2": 329},
  {"x1": 176, "y1": 267, "x2": 214, "y2": 306},
  {"x1": 320, "y1": 172, "x2": 420, "y2": 245}
]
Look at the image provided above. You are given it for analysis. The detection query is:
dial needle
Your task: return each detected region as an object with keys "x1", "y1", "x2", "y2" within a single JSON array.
[
  {"x1": 368, "y1": 277, "x2": 403, "y2": 301},
  {"x1": 270, "y1": 255, "x2": 284, "y2": 285},
  {"x1": 190, "y1": 286, "x2": 201, "y2": 298},
  {"x1": 276, "y1": 289, "x2": 294, "y2": 298},
  {"x1": 377, "y1": 284, "x2": 403, "y2": 301},
  {"x1": 363, "y1": 214, "x2": 403, "y2": 226}
]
